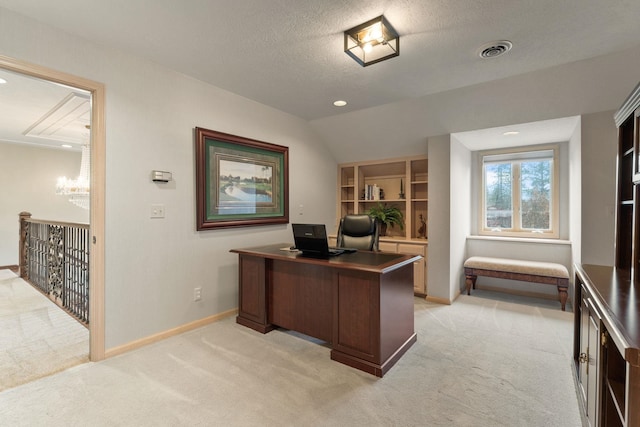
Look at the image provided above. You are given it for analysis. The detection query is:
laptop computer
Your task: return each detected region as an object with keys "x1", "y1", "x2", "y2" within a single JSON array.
[{"x1": 292, "y1": 223, "x2": 356, "y2": 258}]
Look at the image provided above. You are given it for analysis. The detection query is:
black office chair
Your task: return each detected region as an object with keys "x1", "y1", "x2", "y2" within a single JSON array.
[{"x1": 336, "y1": 214, "x2": 379, "y2": 251}]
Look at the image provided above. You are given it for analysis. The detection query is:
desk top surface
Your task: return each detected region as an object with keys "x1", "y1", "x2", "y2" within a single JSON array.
[{"x1": 230, "y1": 244, "x2": 421, "y2": 274}]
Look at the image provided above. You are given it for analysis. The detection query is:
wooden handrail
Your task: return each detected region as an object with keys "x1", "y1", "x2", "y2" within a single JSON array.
[{"x1": 23, "y1": 217, "x2": 89, "y2": 229}]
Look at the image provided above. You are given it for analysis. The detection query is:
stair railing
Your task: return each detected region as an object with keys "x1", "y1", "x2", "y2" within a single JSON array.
[{"x1": 19, "y1": 212, "x2": 90, "y2": 325}]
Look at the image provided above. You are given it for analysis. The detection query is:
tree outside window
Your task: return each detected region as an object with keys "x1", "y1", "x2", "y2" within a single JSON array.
[
  {"x1": 485, "y1": 162, "x2": 513, "y2": 229},
  {"x1": 481, "y1": 147, "x2": 557, "y2": 238},
  {"x1": 520, "y1": 160, "x2": 551, "y2": 230}
]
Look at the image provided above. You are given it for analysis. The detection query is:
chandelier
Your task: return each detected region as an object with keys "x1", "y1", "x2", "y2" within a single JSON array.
[{"x1": 56, "y1": 126, "x2": 90, "y2": 210}]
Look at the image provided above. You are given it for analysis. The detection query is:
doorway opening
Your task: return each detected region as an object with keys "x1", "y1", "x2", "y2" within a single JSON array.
[{"x1": 0, "y1": 55, "x2": 105, "y2": 365}]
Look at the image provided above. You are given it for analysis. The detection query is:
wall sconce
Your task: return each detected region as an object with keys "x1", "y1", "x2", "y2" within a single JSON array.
[{"x1": 344, "y1": 15, "x2": 399, "y2": 67}]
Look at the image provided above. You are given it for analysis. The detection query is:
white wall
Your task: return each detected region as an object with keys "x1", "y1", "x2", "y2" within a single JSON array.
[
  {"x1": 426, "y1": 135, "x2": 451, "y2": 303},
  {"x1": 0, "y1": 8, "x2": 337, "y2": 349},
  {"x1": 0, "y1": 142, "x2": 89, "y2": 266},
  {"x1": 449, "y1": 137, "x2": 471, "y2": 299},
  {"x1": 569, "y1": 117, "x2": 582, "y2": 271},
  {"x1": 580, "y1": 111, "x2": 617, "y2": 265}
]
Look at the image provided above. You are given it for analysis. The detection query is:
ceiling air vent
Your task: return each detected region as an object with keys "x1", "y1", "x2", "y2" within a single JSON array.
[{"x1": 478, "y1": 40, "x2": 513, "y2": 59}]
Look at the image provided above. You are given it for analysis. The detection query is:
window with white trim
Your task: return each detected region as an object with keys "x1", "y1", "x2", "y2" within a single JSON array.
[{"x1": 480, "y1": 146, "x2": 559, "y2": 238}]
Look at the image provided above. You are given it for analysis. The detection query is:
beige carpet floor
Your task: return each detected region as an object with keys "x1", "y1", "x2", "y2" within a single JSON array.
[
  {"x1": 0, "y1": 290, "x2": 581, "y2": 426},
  {"x1": 0, "y1": 269, "x2": 89, "y2": 391}
]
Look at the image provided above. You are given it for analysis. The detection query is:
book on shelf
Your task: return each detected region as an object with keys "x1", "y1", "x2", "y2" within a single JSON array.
[{"x1": 364, "y1": 184, "x2": 380, "y2": 201}]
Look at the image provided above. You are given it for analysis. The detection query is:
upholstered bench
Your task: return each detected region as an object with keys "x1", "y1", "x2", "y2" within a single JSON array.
[{"x1": 463, "y1": 256, "x2": 570, "y2": 311}]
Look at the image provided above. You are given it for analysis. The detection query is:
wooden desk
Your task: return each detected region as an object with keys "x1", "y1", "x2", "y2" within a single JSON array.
[{"x1": 230, "y1": 244, "x2": 420, "y2": 377}]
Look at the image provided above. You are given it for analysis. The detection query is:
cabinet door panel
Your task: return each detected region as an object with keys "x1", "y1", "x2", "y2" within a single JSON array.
[
  {"x1": 397, "y1": 243, "x2": 425, "y2": 256},
  {"x1": 238, "y1": 255, "x2": 266, "y2": 324},
  {"x1": 397, "y1": 243, "x2": 427, "y2": 293},
  {"x1": 379, "y1": 242, "x2": 398, "y2": 252},
  {"x1": 270, "y1": 261, "x2": 333, "y2": 342},
  {"x1": 334, "y1": 271, "x2": 379, "y2": 361},
  {"x1": 412, "y1": 259, "x2": 425, "y2": 293},
  {"x1": 586, "y1": 312, "x2": 599, "y2": 424},
  {"x1": 578, "y1": 296, "x2": 589, "y2": 400}
]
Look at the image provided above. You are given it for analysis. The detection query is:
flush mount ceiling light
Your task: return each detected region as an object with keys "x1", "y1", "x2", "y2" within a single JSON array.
[
  {"x1": 478, "y1": 40, "x2": 513, "y2": 59},
  {"x1": 344, "y1": 15, "x2": 399, "y2": 67},
  {"x1": 333, "y1": 100, "x2": 347, "y2": 107}
]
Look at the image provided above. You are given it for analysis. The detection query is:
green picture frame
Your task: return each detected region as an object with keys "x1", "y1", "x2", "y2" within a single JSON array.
[{"x1": 195, "y1": 127, "x2": 289, "y2": 230}]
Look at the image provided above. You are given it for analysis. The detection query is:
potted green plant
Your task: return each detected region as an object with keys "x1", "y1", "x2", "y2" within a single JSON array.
[{"x1": 367, "y1": 202, "x2": 404, "y2": 236}]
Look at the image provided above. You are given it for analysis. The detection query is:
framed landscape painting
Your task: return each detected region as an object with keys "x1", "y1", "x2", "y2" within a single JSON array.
[{"x1": 195, "y1": 127, "x2": 289, "y2": 230}]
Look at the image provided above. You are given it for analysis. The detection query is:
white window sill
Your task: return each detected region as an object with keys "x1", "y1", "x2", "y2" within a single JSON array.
[{"x1": 467, "y1": 235, "x2": 571, "y2": 245}]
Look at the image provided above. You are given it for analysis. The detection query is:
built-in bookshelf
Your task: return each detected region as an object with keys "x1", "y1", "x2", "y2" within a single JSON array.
[
  {"x1": 336, "y1": 155, "x2": 429, "y2": 295},
  {"x1": 337, "y1": 156, "x2": 428, "y2": 240},
  {"x1": 410, "y1": 158, "x2": 428, "y2": 241}
]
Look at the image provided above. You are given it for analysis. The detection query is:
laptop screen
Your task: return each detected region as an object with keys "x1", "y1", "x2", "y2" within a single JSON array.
[{"x1": 292, "y1": 224, "x2": 331, "y2": 257}]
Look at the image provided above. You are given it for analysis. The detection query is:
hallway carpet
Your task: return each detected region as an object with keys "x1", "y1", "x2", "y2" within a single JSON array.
[
  {"x1": 0, "y1": 290, "x2": 581, "y2": 426},
  {"x1": 0, "y1": 269, "x2": 89, "y2": 391}
]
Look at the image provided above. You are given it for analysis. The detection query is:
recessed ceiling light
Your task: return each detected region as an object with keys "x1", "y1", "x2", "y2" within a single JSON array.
[
  {"x1": 333, "y1": 100, "x2": 347, "y2": 107},
  {"x1": 503, "y1": 131, "x2": 519, "y2": 136},
  {"x1": 61, "y1": 144, "x2": 72, "y2": 148},
  {"x1": 0, "y1": 78, "x2": 7, "y2": 84}
]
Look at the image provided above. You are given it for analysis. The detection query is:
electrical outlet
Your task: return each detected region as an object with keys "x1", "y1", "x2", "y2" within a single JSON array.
[
  {"x1": 193, "y1": 287, "x2": 202, "y2": 301},
  {"x1": 150, "y1": 204, "x2": 165, "y2": 218}
]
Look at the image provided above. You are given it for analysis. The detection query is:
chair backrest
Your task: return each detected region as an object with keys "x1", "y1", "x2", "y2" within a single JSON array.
[{"x1": 336, "y1": 214, "x2": 379, "y2": 251}]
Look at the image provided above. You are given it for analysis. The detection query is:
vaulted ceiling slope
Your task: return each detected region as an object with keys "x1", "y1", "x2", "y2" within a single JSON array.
[
  {"x1": 0, "y1": 0, "x2": 639, "y2": 123},
  {"x1": 311, "y1": 44, "x2": 640, "y2": 162}
]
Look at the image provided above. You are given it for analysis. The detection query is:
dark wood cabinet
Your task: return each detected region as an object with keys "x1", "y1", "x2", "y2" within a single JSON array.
[
  {"x1": 575, "y1": 280, "x2": 601, "y2": 425},
  {"x1": 574, "y1": 82, "x2": 640, "y2": 427},
  {"x1": 574, "y1": 265, "x2": 640, "y2": 427},
  {"x1": 614, "y1": 84, "x2": 640, "y2": 281},
  {"x1": 615, "y1": 115, "x2": 633, "y2": 272}
]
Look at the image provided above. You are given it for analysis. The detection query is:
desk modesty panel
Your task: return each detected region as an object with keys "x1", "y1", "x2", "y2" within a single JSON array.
[{"x1": 230, "y1": 244, "x2": 420, "y2": 377}]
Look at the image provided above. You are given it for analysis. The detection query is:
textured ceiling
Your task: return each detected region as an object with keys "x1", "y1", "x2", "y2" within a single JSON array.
[{"x1": 1, "y1": 0, "x2": 639, "y2": 122}]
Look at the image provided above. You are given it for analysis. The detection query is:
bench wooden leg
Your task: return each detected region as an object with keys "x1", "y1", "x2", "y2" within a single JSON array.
[
  {"x1": 465, "y1": 275, "x2": 477, "y2": 295},
  {"x1": 557, "y1": 286, "x2": 568, "y2": 311}
]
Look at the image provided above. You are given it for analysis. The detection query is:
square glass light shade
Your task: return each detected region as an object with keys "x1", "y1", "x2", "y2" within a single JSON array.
[{"x1": 344, "y1": 15, "x2": 399, "y2": 67}]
